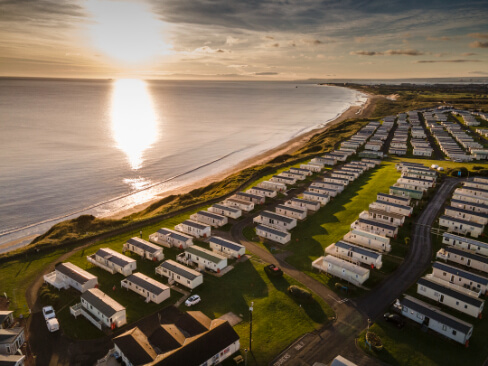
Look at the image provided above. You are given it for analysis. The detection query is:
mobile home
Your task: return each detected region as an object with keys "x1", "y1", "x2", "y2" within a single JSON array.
[
  {"x1": 178, "y1": 246, "x2": 228, "y2": 273},
  {"x1": 302, "y1": 191, "x2": 330, "y2": 205},
  {"x1": 123, "y1": 237, "x2": 165, "y2": 261},
  {"x1": 312, "y1": 255, "x2": 370, "y2": 286},
  {"x1": 121, "y1": 272, "x2": 170, "y2": 304},
  {"x1": 390, "y1": 185, "x2": 424, "y2": 200},
  {"x1": 175, "y1": 220, "x2": 212, "y2": 239},
  {"x1": 369, "y1": 200, "x2": 413, "y2": 217},
  {"x1": 275, "y1": 204, "x2": 307, "y2": 220},
  {"x1": 255, "y1": 224, "x2": 291, "y2": 245},
  {"x1": 234, "y1": 192, "x2": 266, "y2": 205},
  {"x1": 87, "y1": 248, "x2": 136, "y2": 276},
  {"x1": 417, "y1": 277, "x2": 484, "y2": 318},
  {"x1": 438, "y1": 215, "x2": 484, "y2": 238},
  {"x1": 190, "y1": 211, "x2": 228, "y2": 227},
  {"x1": 326, "y1": 241, "x2": 382, "y2": 269},
  {"x1": 343, "y1": 229, "x2": 391, "y2": 252},
  {"x1": 208, "y1": 203, "x2": 242, "y2": 219},
  {"x1": 253, "y1": 210, "x2": 297, "y2": 231},
  {"x1": 400, "y1": 295, "x2": 473, "y2": 345},
  {"x1": 149, "y1": 228, "x2": 193, "y2": 249},
  {"x1": 351, "y1": 218, "x2": 398, "y2": 238},
  {"x1": 444, "y1": 206, "x2": 488, "y2": 225},
  {"x1": 270, "y1": 175, "x2": 297, "y2": 185},
  {"x1": 258, "y1": 180, "x2": 287, "y2": 192},
  {"x1": 437, "y1": 247, "x2": 488, "y2": 274},
  {"x1": 44, "y1": 262, "x2": 98, "y2": 293},
  {"x1": 209, "y1": 236, "x2": 246, "y2": 259},
  {"x1": 247, "y1": 186, "x2": 277, "y2": 198},
  {"x1": 285, "y1": 198, "x2": 321, "y2": 211},
  {"x1": 450, "y1": 199, "x2": 488, "y2": 215},
  {"x1": 377, "y1": 192, "x2": 411, "y2": 206},
  {"x1": 432, "y1": 261, "x2": 488, "y2": 296},
  {"x1": 223, "y1": 198, "x2": 255, "y2": 212},
  {"x1": 442, "y1": 232, "x2": 488, "y2": 257},
  {"x1": 360, "y1": 209, "x2": 405, "y2": 227},
  {"x1": 290, "y1": 167, "x2": 313, "y2": 176},
  {"x1": 155, "y1": 260, "x2": 203, "y2": 289}
]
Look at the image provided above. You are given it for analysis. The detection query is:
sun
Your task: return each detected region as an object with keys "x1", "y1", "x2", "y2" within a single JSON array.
[{"x1": 86, "y1": 0, "x2": 169, "y2": 64}]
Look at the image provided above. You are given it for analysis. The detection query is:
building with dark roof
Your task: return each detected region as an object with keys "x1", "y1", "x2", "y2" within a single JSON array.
[
  {"x1": 400, "y1": 295, "x2": 473, "y2": 345},
  {"x1": 121, "y1": 273, "x2": 170, "y2": 304},
  {"x1": 209, "y1": 236, "x2": 246, "y2": 259},
  {"x1": 123, "y1": 237, "x2": 165, "y2": 261},
  {"x1": 0, "y1": 328, "x2": 25, "y2": 355},
  {"x1": 155, "y1": 260, "x2": 203, "y2": 289},
  {"x1": 113, "y1": 311, "x2": 240, "y2": 366},
  {"x1": 87, "y1": 248, "x2": 136, "y2": 276},
  {"x1": 70, "y1": 288, "x2": 126, "y2": 329},
  {"x1": 43, "y1": 262, "x2": 98, "y2": 293}
]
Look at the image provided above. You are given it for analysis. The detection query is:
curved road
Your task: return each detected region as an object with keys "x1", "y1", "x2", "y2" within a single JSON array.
[{"x1": 231, "y1": 177, "x2": 460, "y2": 366}]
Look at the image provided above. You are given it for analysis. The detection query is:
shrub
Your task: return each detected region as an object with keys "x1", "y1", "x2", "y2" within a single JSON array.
[{"x1": 288, "y1": 285, "x2": 312, "y2": 300}]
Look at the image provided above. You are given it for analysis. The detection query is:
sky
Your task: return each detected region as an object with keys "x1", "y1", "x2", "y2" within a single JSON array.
[{"x1": 1, "y1": 0, "x2": 488, "y2": 80}]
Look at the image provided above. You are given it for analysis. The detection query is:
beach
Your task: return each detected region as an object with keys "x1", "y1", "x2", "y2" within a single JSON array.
[
  {"x1": 0, "y1": 85, "x2": 378, "y2": 253},
  {"x1": 109, "y1": 92, "x2": 379, "y2": 220}
]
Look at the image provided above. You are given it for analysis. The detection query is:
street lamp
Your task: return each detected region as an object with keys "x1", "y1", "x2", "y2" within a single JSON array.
[{"x1": 249, "y1": 301, "x2": 254, "y2": 353}]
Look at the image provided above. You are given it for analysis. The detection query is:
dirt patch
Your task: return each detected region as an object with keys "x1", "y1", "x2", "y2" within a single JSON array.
[{"x1": 219, "y1": 312, "x2": 243, "y2": 327}]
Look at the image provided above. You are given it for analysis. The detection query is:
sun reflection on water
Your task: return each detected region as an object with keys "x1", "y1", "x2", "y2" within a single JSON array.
[{"x1": 110, "y1": 79, "x2": 158, "y2": 170}]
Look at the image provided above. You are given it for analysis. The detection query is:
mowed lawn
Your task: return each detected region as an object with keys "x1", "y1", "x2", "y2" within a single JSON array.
[{"x1": 283, "y1": 161, "x2": 401, "y2": 285}]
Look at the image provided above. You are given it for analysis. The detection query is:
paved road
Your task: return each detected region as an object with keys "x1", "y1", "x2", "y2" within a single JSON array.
[{"x1": 231, "y1": 177, "x2": 460, "y2": 366}]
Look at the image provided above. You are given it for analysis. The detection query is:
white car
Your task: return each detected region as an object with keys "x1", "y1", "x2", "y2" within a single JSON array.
[
  {"x1": 185, "y1": 295, "x2": 201, "y2": 307},
  {"x1": 42, "y1": 306, "x2": 56, "y2": 321},
  {"x1": 46, "y1": 318, "x2": 59, "y2": 332}
]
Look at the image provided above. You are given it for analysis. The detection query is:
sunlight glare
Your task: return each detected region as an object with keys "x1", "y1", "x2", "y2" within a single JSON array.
[
  {"x1": 86, "y1": 0, "x2": 169, "y2": 64},
  {"x1": 111, "y1": 79, "x2": 159, "y2": 170}
]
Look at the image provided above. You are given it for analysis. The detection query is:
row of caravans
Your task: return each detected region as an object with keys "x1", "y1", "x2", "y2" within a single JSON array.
[
  {"x1": 393, "y1": 175, "x2": 488, "y2": 346},
  {"x1": 314, "y1": 162, "x2": 433, "y2": 287}
]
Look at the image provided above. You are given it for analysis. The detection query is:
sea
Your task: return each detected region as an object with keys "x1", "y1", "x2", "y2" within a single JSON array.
[{"x1": 0, "y1": 78, "x2": 366, "y2": 252}]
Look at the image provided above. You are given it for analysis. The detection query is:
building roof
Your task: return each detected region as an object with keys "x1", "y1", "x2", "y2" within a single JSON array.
[
  {"x1": 95, "y1": 248, "x2": 135, "y2": 267},
  {"x1": 81, "y1": 288, "x2": 125, "y2": 318},
  {"x1": 276, "y1": 204, "x2": 306, "y2": 214},
  {"x1": 256, "y1": 224, "x2": 289, "y2": 238},
  {"x1": 209, "y1": 236, "x2": 244, "y2": 252},
  {"x1": 451, "y1": 199, "x2": 488, "y2": 210},
  {"x1": 368, "y1": 208, "x2": 405, "y2": 220},
  {"x1": 335, "y1": 241, "x2": 381, "y2": 259},
  {"x1": 0, "y1": 355, "x2": 26, "y2": 366},
  {"x1": 0, "y1": 328, "x2": 23, "y2": 344},
  {"x1": 303, "y1": 191, "x2": 329, "y2": 199},
  {"x1": 390, "y1": 186, "x2": 423, "y2": 194},
  {"x1": 443, "y1": 232, "x2": 488, "y2": 249},
  {"x1": 348, "y1": 229, "x2": 389, "y2": 243},
  {"x1": 211, "y1": 204, "x2": 240, "y2": 213},
  {"x1": 273, "y1": 175, "x2": 295, "y2": 181},
  {"x1": 195, "y1": 211, "x2": 226, "y2": 221},
  {"x1": 259, "y1": 210, "x2": 295, "y2": 224},
  {"x1": 185, "y1": 246, "x2": 226, "y2": 264},
  {"x1": 125, "y1": 273, "x2": 169, "y2": 296},
  {"x1": 249, "y1": 186, "x2": 274, "y2": 193},
  {"x1": 288, "y1": 198, "x2": 319, "y2": 206},
  {"x1": 0, "y1": 311, "x2": 13, "y2": 326},
  {"x1": 433, "y1": 261, "x2": 488, "y2": 286},
  {"x1": 127, "y1": 237, "x2": 161, "y2": 254},
  {"x1": 358, "y1": 218, "x2": 397, "y2": 231},
  {"x1": 225, "y1": 198, "x2": 254, "y2": 205},
  {"x1": 323, "y1": 255, "x2": 370, "y2": 276},
  {"x1": 236, "y1": 192, "x2": 264, "y2": 200},
  {"x1": 443, "y1": 247, "x2": 488, "y2": 265},
  {"x1": 180, "y1": 220, "x2": 210, "y2": 230},
  {"x1": 439, "y1": 215, "x2": 484, "y2": 229},
  {"x1": 113, "y1": 327, "x2": 158, "y2": 365},
  {"x1": 372, "y1": 200, "x2": 412, "y2": 211},
  {"x1": 417, "y1": 277, "x2": 483, "y2": 307},
  {"x1": 401, "y1": 295, "x2": 473, "y2": 334},
  {"x1": 157, "y1": 228, "x2": 192, "y2": 243},
  {"x1": 445, "y1": 206, "x2": 488, "y2": 219},
  {"x1": 159, "y1": 260, "x2": 202, "y2": 281},
  {"x1": 55, "y1": 262, "x2": 97, "y2": 285},
  {"x1": 377, "y1": 192, "x2": 410, "y2": 203}
]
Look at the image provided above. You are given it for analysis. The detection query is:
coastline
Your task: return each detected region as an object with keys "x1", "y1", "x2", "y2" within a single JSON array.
[
  {"x1": 108, "y1": 91, "x2": 379, "y2": 220},
  {"x1": 0, "y1": 89, "x2": 379, "y2": 253}
]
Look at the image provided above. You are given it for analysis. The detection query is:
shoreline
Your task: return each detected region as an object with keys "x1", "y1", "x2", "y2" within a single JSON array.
[
  {"x1": 0, "y1": 89, "x2": 379, "y2": 252},
  {"x1": 108, "y1": 91, "x2": 378, "y2": 220}
]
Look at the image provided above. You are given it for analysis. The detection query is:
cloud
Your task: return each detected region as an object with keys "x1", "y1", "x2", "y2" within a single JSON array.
[
  {"x1": 225, "y1": 36, "x2": 246, "y2": 46},
  {"x1": 469, "y1": 41, "x2": 488, "y2": 48},
  {"x1": 192, "y1": 46, "x2": 229, "y2": 54},
  {"x1": 426, "y1": 36, "x2": 451, "y2": 41},
  {"x1": 461, "y1": 52, "x2": 477, "y2": 56},
  {"x1": 350, "y1": 50, "x2": 383, "y2": 56},
  {"x1": 227, "y1": 64, "x2": 248, "y2": 68},
  {"x1": 416, "y1": 59, "x2": 481, "y2": 63},
  {"x1": 384, "y1": 49, "x2": 424, "y2": 56},
  {"x1": 350, "y1": 49, "x2": 423, "y2": 56},
  {"x1": 468, "y1": 33, "x2": 488, "y2": 39},
  {"x1": 255, "y1": 72, "x2": 279, "y2": 75}
]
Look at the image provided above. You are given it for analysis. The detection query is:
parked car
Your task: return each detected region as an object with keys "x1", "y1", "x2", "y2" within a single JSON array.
[
  {"x1": 46, "y1": 318, "x2": 59, "y2": 332},
  {"x1": 264, "y1": 264, "x2": 283, "y2": 277},
  {"x1": 185, "y1": 295, "x2": 201, "y2": 307},
  {"x1": 42, "y1": 306, "x2": 56, "y2": 321},
  {"x1": 383, "y1": 312, "x2": 405, "y2": 328}
]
